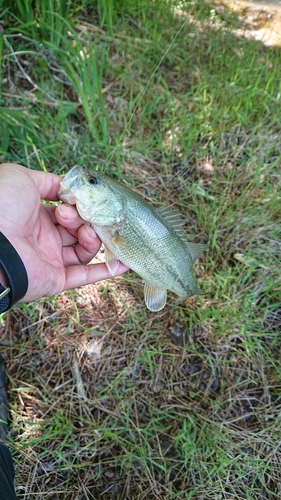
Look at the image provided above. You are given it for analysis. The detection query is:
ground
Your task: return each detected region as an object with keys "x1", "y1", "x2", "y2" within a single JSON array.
[{"x1": 0, "y1": 1, "x2": 281, "y2": 499}]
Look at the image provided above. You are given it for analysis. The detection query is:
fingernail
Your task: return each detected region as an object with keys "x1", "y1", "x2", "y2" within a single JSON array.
[
  {"x1": 85, "y1": 224, "x2": 97, "y2": 238},
  {"x1": 57, "y1": 203, "x2": 77, "y2": 219}
]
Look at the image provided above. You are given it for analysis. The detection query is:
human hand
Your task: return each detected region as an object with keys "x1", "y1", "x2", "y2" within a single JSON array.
[{"x1": 0, "y1": 163, "x2": 128, "y2": 302}]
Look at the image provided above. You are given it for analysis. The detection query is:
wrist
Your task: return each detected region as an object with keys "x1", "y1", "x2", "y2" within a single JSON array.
[
  {"x1": 0, "y1": 266, "x2": 8, "y2": 288},
  {"x1": 0, "y1": 231, "x2": 28, "y2": 311}
]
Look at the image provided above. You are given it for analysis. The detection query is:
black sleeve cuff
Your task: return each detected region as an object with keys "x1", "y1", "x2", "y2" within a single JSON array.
[
  {"x1": 0, "y1": 284, "x2": 10, "y2": 312},
  {"x1": 0, "y1": 232, "x2": 28, "y2": 312}
]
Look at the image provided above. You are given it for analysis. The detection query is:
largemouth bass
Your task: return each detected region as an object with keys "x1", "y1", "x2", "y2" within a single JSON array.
[{"x1": 59, "y1": 166, "x2": 207, "y2": 312}]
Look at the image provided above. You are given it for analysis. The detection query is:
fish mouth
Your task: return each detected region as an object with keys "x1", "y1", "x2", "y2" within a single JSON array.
[{"x1": 58, "y1": 166, "x2": 85, "y2": 203}]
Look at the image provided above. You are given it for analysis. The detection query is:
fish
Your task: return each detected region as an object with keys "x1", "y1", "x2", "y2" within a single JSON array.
[{"x1": 58, "y1": 166, "x2": 207, "y2": 312}]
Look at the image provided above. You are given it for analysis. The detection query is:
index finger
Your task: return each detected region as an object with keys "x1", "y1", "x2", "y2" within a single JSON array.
[{"x1": 27, "y1": 169, "x2": 62, "y2": 201}]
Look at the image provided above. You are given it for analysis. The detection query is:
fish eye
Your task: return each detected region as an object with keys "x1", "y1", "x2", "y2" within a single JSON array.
[{"x1": 88, "y1": 175, "x2": 99, "y2": 185}]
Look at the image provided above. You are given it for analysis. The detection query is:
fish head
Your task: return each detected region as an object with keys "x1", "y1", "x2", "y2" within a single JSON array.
[{"x1": 58, "y1": 166, "x2": 124, "y2": 226}]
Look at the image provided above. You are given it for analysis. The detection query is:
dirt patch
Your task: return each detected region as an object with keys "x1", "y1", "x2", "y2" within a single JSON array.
[{"x1": 214, "y1": 0, "x2": 281, "y2": 45}]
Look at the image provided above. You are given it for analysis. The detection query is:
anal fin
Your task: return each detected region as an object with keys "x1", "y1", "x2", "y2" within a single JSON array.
[{"x1": 143, "y1": 282, "x2": 167, "y2": 312}]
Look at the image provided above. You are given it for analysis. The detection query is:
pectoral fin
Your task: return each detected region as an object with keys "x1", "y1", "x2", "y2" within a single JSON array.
[
  {"x1": 143, "y1": 282, "x2": 167, "y2": 312},
  {"x1": 105, "y1": 248, "x2": 119, "y2": 276}
]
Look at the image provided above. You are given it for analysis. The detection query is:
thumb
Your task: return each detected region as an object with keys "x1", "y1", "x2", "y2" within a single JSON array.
[{"x1": 55, "y1": 204, "x2": 86, "y2": 231}]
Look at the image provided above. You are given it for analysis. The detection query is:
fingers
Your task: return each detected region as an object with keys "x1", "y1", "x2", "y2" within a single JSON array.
[
  {"x1": 61, "y1": 227, "x2": 102, "y2": 266},
  {"x1": 43, "y1": 204, "x2": 57, "y2": 224},
  {"x1": 63, "y1": 261, "x2": 129, "y2": 291},
  {"x1": 55, "y1": 201, "x2": 129, "y2": 287},
  {"x1": 27, "y1": 168, "x2": 62, "y2": 201},
  {"x1": 0, "y1": 163, "x2": 61, "y2": 201},
  {"x1": 56, "y1": 204, "x2": 102, "y2": 264},
  {"x1": 75, "y1": 225, "x2": 102, "y2": 264},
  {"x1": 56, "y1": 226, "x2": 78, "y2": 247},
  {"x1": 55, "y1": 204, "x2": 85, "y2": 238}
]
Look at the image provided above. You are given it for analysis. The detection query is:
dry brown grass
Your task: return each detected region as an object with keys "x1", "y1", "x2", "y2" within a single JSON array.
[
  {"x1": 1, "y1": 269, "x2": 281, "y2": 498},
  {"x1": 1, "y1": 1, "x2": 281, "y2": 498}
]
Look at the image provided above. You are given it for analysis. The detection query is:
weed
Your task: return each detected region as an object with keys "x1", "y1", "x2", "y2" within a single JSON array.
[{"x1": 1, "y1": 0, "x2": 281, "y2": 499}]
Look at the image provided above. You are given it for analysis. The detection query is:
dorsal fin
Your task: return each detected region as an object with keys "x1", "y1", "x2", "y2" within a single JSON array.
[
  {"x1": 157, "y1": 205, "x2": 208, "y2": 261},
  {"x1": 157, "y1": 205, "x2": 193, "y2": 239},
  {"x1": 157, "y1": 205, "x2": 207, "y2": 250},
  {"x1": 157, "y1": 205, "x2": 185, "y2": 230}
]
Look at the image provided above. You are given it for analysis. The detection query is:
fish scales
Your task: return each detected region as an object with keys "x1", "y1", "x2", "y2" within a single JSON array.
[
  {"x1": 59, "y1": 166, "x2": 207, "y2": 311},
  {"x1": 95, "y1": 198, "x2": 194, "y2": 297}
]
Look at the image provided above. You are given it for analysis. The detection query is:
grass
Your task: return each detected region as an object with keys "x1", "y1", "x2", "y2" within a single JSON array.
[{"x1": 1, "y1": 0, "x2": 281, "y2": 498}]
